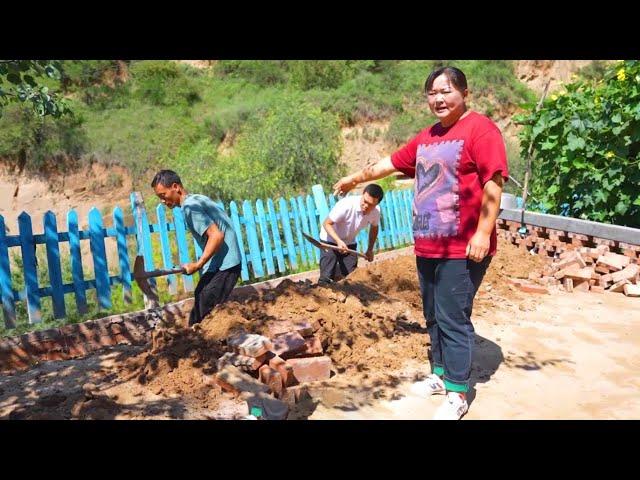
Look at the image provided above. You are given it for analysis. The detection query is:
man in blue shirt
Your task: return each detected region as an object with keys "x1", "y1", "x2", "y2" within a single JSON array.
[{"x1": 151, "y1": 170, "x2": 242, "y2": 326}]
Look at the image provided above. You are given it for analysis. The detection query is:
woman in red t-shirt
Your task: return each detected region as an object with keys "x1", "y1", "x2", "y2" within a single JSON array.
[{"x1": 333, "y1": 66, "x2": 508, "y2": 420}]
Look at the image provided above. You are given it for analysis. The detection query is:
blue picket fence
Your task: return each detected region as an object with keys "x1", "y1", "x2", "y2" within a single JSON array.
[{"x1": 0, "y1": 184, "x2": 415, "y2": 329}]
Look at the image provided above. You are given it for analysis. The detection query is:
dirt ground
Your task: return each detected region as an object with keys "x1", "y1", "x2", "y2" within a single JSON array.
[{"x1": 1, "y1": 239, "x2": 638, "y2": 420}]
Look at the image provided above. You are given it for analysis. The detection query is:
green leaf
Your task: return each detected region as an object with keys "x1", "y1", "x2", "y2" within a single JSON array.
[
  {"x1": 23, "y1": 75, "x2": 37, "y2": 87},
  {"x1": 547, "y1": 185, "x2": 559, "y2": 195},
  {"x1": 44, "y1": 65, "x2": 60, "y2": 79},
  {"x1": 633, "y1": 197, "x2": 640, "y2": 206},
  {"x1": 567, "y1": 132, "x2": 586, "y2": 151},
  {"x1": 615, "y1": 201, "x2": 628, "y2": 215},
  {"x1": 6, "y1": 72, "x2": 21, "y2": 84},
  {"x1": 572, "y1": 158, "x2": 587, "y2": 169},
  {"x1": 611, "y1": 113, "x2": 622, "y2": 124}
]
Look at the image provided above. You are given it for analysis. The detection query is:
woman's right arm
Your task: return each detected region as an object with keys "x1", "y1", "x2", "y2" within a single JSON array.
[{"x1": 333, "y1": 156, "x2": 398, "y2": 196}]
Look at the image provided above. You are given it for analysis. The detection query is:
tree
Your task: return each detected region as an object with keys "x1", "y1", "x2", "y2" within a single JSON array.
[{"x1": 0, "y1": 60, "x2": 70, "y2": 117}]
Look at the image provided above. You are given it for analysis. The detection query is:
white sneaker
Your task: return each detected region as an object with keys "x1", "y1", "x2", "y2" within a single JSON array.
[
  {"x1": 409, "y1": 374, "x2": 446, "y2": 396},
  {"x1": 433, "y1": 392, "x2": 469, "y2": 420}
]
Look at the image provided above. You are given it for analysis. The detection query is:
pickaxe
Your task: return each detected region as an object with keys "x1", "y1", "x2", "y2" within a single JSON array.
[{"x1": 132, "y1": 255, "x2": 185, "y2": 304}]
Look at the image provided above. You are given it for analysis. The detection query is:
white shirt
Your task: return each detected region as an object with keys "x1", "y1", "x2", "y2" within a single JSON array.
[{"x1": 319, "y1": 195, "x2": 381, "y2": 245}]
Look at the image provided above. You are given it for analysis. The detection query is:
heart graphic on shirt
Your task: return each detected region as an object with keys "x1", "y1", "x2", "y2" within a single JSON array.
[{"x1": 416, "y1": 162, "x2": 443, "y2": 195}]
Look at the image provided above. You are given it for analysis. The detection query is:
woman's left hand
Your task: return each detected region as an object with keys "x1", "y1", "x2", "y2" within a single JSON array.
[{"x1": 466, "y1": 231, "x2": 490, "y2": 263}]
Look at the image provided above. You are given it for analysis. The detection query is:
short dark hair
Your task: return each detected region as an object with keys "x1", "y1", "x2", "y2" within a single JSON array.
[
  {"x1": 151, "y1": 169, "x2": 182, "y2": 188},
  {"x1": 364, "y1": 183, "x2": 384, "y2": 202},
  {"x1": 424, "y1": 66, "x2": 468, "y2": 94}
]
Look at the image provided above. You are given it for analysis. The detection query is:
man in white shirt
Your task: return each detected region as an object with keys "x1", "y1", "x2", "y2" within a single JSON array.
[{"x1": 318, "y1": 183, "x2": 383, "y2": 284}]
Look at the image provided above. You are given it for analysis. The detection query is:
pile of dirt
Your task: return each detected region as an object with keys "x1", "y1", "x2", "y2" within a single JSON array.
[{"x1": 115, "y1": 237, "x2": 541, "y2": 413}]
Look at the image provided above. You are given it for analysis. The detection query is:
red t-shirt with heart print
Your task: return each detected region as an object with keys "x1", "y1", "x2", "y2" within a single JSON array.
[{"x1": 390, "y1": 111, "x2": 509, "y2": 259}]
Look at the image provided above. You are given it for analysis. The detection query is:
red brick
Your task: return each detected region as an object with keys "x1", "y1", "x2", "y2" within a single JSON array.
[
  {"x1": 266, "y1": 320, "x2": 296, "y2": 338},
  {"x1": 610, "y1": 264, "x2": 640, "y2": 284},
  {"x1": 517, "y1": 283, "x2": 549, "y2": 294},
  {"x1": 296, "y1": 336, "x2": 324, "y2": 357},
  {"x1": 266, "y1": 320, "x2": 314, "y2": 338},
  {"x1": 568, "y1": 232, "x2": 590, "y2": 241},
  {"x1": 593, "y1": 238, "x2": 616, "y2": 248},
  {"x1": 292, "y1": 321, "x2": 314, "y2": 337},
  {"x1": 228, "y1": 333, "x2": 273, "y2": 358},
  {"x1": 595, "y1": 264, "x2": 611, "y2": 275},
  {"x1": 528, "y1": 272, "x2": 542, "y2": 280},
  {"x1": 554, "y1": 264, "x2": 581, "y2": 279},
  {"x1": 508, "y1": 277, "x2": 525, "y2": 286},
  {"x1": 590, "y1": 285, "x2": 605, "y2": 294},
  {"x1": 286, "y1": 356, "x2": 332, "y2": 383},
  {"x1": 64, "y1": 338, "x2": 90, "y2": 358},
  {"x1": 258, "y1": 365, "x2": 284, "y2": 398},
  {"x1": 556, "y1": 252, "x2": 587, "y2": 270},
  {"x1": 272, "y1": 332, "x2": 306, "y2": 358},
  {"x1": 98, "y1": 335, "x2": 119, "y2": 347},
  {"x1": 609, "y1": 279, "x2": 631, "y2": 293},
  {"x1": 623, "y1": 283, "x2": 640, "y2": 297},
  {"x1": 563, "y1": 278, "x2": 573, "y2": 292},
  {"x1": 564, "y1": 267, "x2": 596, "y2": 281},
  {"x1": 573, "y1": 280, "x2": 590, "y2": 292},
  {"x1": 216, "y1": 365, "x2": 271, "y2": 396},
  {"x1": 597, "y1": 254, "x2": 631, "y2": 272},
  {"x1": 618, "y1": 242, "x2": 640, "y2": 252},
  {"x1": 268, "y1": 355, "x2": 297, "y2": 387},
  {"x1": 281, "y1": 385, "x2": 311, "y2": 406},
  {"x1": 217, "y1": 352, "x2": 267, "y2": 372}
]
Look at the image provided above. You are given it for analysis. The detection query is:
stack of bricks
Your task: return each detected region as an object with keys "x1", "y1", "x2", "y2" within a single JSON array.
[
  {"x1": 509, "y1": 247, "x2": 640, "y2": 297},
  {"x1": 214, "y1": 319, "x2": 332, "y2": 419},
  {"x1": 496, "y1": 220, "x2": 640, "y2": 265}
]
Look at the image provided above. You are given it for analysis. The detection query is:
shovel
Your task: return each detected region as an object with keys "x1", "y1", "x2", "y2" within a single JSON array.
[
  {"x1": 133, "y1": 255, "x2": 185, "y2": 303},
  {"x1": 301, "y1": 232, "x2": 367, "y2": 259}
]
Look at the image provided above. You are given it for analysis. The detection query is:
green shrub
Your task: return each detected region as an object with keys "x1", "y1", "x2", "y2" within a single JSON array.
[
  {"x1": 214, "y1": 99, "x2": 344, "y2": 202},
  {"x1": 515, "y1": 60, "x2": 640, "y2": 226},
  {"x1": 289, "y1": 61, "x2": 374, "y2": 90},
  {"x1": 0, "y1": 102, "x2": 87, "y2": 173},
  {"x1": 216, "y1": 60, "x2": 289, "y2": 86},
  {"x1": 129, "y1": 61, "x2": 201, "y2": 107},
  {"x1": 385, "y1": 110, "x2": 434, "y2": 146}
]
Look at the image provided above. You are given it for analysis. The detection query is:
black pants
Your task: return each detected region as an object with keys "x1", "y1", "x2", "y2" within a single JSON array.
[
  {"x1": 416, "y1": 256, "x2": 492, "y2": 393},
  {"x1": 189, "y1": 264, "x2": 241, "y2": 326},
  {"x1": 318, "y1": 242, "x2": 358, "y2": 282}
]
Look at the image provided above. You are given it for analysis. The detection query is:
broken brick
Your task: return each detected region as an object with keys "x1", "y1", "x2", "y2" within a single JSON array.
[
  {"x1": 286, "y1": 356, "x2": 332, "y2": 383},
  {"x1": 590, "y1": 285, "x2": 605, "y2": 294}
]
